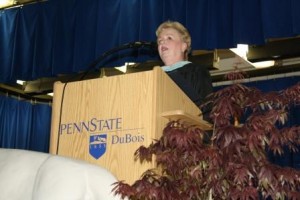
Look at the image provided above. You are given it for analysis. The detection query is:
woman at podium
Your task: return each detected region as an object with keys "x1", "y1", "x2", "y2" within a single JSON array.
[{"x1": 156, "y1": 20, "x2": 213, "y2": 114}]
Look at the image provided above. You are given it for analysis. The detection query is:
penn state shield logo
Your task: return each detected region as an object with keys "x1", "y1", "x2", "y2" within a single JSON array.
[{"x1": 89, "y1": 134, "x2": 107, "y2": 159}]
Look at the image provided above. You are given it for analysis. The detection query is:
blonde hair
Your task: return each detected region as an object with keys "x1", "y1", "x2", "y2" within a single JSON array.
[{"x1": 156, "y1": 20, "x2": 191, "y2": 59}]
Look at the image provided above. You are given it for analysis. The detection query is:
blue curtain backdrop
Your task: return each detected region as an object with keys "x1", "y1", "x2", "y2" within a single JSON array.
[
  {"x1": 1, "y1": 0, "x2": 300, "y2": 83},
  {"x1": 0, "y1": 95, "x2": 51, "y2": 152}
]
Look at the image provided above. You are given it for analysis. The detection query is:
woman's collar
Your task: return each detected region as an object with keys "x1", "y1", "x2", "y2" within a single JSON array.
[{"x1": 161, "y1": 61, "x2": 191, "y2": 72}]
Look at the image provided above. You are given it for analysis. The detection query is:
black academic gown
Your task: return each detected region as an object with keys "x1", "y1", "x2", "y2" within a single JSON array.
[{"x1": 166, "y1": 62, "x2": 213, "y2": 119}]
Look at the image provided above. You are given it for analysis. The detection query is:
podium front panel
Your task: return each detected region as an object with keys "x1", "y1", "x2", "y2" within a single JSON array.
[{"x1": 50, "y1": 67, "x2": 200, "y2": 184}]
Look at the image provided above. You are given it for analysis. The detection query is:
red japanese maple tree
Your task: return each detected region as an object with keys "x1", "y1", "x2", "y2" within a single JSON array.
[{"x1": 113, "y1": 71, "x2": 300, "y2": 200}]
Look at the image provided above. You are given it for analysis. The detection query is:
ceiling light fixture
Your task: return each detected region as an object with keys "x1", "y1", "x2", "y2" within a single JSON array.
[
  {"x1": 250, "y1": 60, "x2": 275, "y2": 69},
  {"x1": 230, "y1": 44, "x2": 249, "y2": 60},
  {"x1": 230, "y1": 44, "x2": 275, "y2": 68},
  {"x1": 16, "y1": 80, "x2": 25, "y2": 85},
  {"x1": 0, "y1": 0, "x2": 14, "y2": 8},
  {"x1": 115, "y1": 62, "x2": 135, "y2": 73}
]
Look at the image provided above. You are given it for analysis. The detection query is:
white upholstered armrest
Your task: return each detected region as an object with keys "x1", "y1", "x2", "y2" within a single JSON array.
[{"x1": 0, "y1": 148, "x2": 123, "y2": 200}]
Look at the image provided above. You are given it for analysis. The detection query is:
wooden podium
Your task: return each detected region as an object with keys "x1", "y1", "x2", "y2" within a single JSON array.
[{"x1": 49, "y1": 67, "x2": 211, "y2": 184}]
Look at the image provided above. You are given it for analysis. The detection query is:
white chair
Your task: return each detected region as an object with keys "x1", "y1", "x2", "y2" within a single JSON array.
[{"x1": 0, "y1": 148, "x2": 123, "y2": 200}]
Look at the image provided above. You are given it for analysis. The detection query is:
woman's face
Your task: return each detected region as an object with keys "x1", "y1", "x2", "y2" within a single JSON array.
[{"x1": 157, "y1": 28, "x2": 187, "y2": 66}]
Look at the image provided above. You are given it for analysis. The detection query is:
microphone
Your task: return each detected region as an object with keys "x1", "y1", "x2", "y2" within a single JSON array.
[
  {"x1": 139, "y1": 41, "x2": 157, "y2": 48},
  {"x1": 123, "y1": 41, "x2": 157, "y2": 49},
  {"x1": 79, "y1": 41, "x2": 158, "y2": 80}
]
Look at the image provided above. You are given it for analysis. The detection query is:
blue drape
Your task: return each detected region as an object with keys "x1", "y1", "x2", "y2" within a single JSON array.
[
  {"x1": 0, "y1": 95, "x2": 51, "y2": 152},
  {"x1": 1, "y1": 0, "x2": 300, "y2": 82}
]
